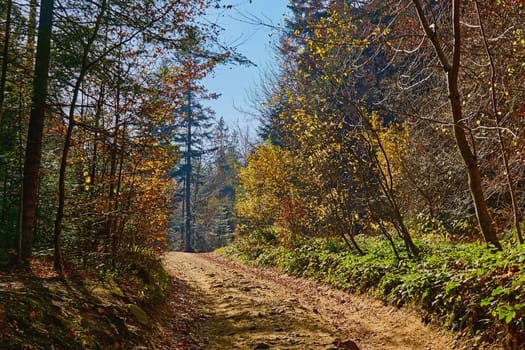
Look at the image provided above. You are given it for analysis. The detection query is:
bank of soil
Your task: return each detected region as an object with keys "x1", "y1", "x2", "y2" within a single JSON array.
[
  {"x1": 163, "y1": 252, "x2": 459, "y2": 350},
  {"x1": 0, "y1": 257, "x2": 200, "y2": 350}
]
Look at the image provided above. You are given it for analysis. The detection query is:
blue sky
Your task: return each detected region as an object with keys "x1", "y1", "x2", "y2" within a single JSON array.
[{"x1": 201, "y1": 1, "x2": 290, "y2": 135}]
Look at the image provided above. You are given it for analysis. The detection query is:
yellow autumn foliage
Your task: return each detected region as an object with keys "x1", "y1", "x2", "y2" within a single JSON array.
[
  {"x1": 236, "y1": 142, "x2": 300, "y2": 236},
  {"x1": 366, "y1": 112, "x2": 411, "y2": 192}
]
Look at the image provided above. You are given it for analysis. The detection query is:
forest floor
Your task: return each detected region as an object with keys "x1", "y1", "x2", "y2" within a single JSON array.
[{"x1": 163, "y1": 252, "x2": 461, "y2": 350}]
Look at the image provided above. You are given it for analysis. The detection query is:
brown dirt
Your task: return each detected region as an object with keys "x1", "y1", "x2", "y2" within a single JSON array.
[{"x1": 162, "y1": 252, "x2": 458, "y2": 350}]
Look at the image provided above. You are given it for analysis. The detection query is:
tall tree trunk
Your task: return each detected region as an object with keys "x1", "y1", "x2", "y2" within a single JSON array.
[
  {"x1": 184, "y1": 89, "x2": 194, "y2": 252},
  {"x1": 0, "y1": 0, "x2": 13, "y2": 121},
  {"x1": 114, "y1": 123, "x2": 126, "y2": 244},
  {"x1": 109, "y1": 82, "x2": 121, "y2": 269},
  {"x1": 192, "y1": 156, "x2": 202, "y2": 248},
  {"x1": 181, "y1": 182, "x2": 185, "y2": 246},
  {"x1": 412, "y1": 0, "x2": 501, "y2": 250},
  {"x1": 53, "y1": 95, "x2": 77, "y2": 272},
  {"x1": 19, "y1": 0, "x2": 55, "y2": 265}
]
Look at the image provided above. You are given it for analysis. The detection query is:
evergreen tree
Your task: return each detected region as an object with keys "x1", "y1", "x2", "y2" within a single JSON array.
[
  {"x1": 171, "y1": 88, "x2": 216, "y2": 251},
  {"x1": 170, "y1": 115, "x2": 239, "y2": 251}
]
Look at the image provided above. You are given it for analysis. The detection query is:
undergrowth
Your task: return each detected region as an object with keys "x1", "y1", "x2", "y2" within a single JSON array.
[{"x1": 217, "y1": 235, "x2": 525, "y2": 348}]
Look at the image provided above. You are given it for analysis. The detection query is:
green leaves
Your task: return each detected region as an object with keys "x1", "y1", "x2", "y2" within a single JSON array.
[{"x1": 493, "y1": 304, "x2": 518, "y2": 324}]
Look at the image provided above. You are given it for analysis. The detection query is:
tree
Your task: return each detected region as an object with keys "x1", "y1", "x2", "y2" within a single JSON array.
[
  {"x1": 183, "y1": 89, "x2": 195, "y2": 252},
  {"x1": 19, "y1": 0, "x2": 55, "y2": 265},
  {"x1": 236, "y1": 142, "x2": 300, "y2": 240},
  {"x1": 170, "y1": 85, "x2": 216, "y2": 252},
  {"x1": 410, "y1": 0, "x2": 501, "y2": 249},
  {"x1": 245, "y1": 1, "x2": 421, "y2": 256},
  {"x1": 198, "y1": 117, "x2": 239, "y2": 248},
  {"x1": 53, "y1": 0, "x2": 107, "y2": 272},
  {"x1": 473, "y1": 0, "x2": 523, "y2": 244}
]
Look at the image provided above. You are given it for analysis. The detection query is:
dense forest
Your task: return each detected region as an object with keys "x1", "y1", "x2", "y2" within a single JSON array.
[{"x1": 1, "y1": 0, "x2": 524, "y2": 348}]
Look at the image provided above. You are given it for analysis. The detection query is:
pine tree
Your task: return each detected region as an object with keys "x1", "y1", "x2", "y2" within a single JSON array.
[{"x1": 171, "y1": 88, "x2": 216, "y2": 252}]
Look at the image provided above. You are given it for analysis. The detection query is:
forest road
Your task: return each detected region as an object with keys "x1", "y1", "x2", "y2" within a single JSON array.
[{"x1": 162, "y1": 252, "x2": 455, "y2": 350}]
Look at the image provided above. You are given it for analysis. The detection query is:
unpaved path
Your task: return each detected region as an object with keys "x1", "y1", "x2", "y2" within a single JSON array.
[{"x1": 163, "y1": 252, "x2": 456, "y2": 350}]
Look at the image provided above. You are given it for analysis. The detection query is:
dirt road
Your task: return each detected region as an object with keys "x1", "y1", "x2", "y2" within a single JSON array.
[{"x1": 162, "y1": 252, "x2": 456, "y2": 350}]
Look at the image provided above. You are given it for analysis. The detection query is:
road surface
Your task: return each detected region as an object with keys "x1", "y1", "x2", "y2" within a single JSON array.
[{"x1": 162, "y1": 252, "x2": 456, "y2": 350}]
